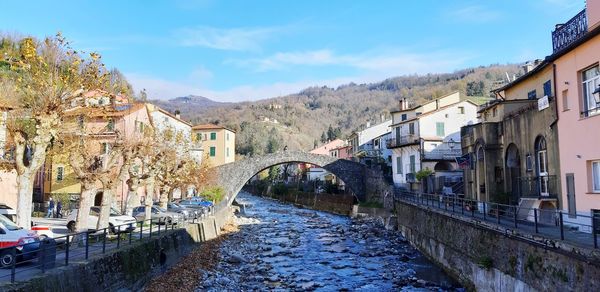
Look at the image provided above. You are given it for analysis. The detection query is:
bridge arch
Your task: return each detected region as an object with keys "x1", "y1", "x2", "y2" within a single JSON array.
[{"x1": 211, "y1": 151, "x2": 366, "y2": 205}]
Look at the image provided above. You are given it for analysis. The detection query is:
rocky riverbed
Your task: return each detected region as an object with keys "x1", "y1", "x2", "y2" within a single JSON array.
[{"x1": 193, "y1": 192, "x2": 462, "y2": 291}]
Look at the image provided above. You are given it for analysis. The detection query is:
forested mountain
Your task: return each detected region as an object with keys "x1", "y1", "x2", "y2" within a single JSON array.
[{"x1": 154, "y1": 63, "x2": 522, "y2": 156}]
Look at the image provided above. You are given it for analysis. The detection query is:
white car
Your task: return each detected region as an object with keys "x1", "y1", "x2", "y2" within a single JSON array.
[
  {"x1": 0, "y1": 214, "x2": 40, "y2": 268},
  {"x1": 67, "y1": 206, "x2": 137, "y2": 234}
]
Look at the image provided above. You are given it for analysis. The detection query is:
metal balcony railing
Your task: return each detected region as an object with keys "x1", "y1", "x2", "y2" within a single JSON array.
[
  {"x1": 386, "y1": 134, "x2": 420, "y2": 148},
  {"x1": 552, "y1": 9, "x2": 588, "y2": 53},
  {"x1": 422, "y1": 147, "x2": 462, "y2": 161},
  {"x1": 519, "y1": 175, "x2": 558, "y2": 199}
]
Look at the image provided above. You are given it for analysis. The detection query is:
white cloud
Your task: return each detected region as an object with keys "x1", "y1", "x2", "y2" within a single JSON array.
[
  {"x1": 228, "y1": 48, "x2": 472, "y2": 75},
  {"x1": 448, "y1": 5, "x2": 502, "y2": 22},
  {"x1": 175, "y1": 26, "x2": 278, "y2": 51}
]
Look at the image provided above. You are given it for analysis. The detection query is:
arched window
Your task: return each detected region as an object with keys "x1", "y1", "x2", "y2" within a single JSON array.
[{"x1": 535, "y1": 136, "x2": 549, "y2": 196}]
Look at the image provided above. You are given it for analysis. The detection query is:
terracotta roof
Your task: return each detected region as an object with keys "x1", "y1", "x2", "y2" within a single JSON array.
[{"x1": 192, "y1": 123, "x2": 236, "y2": 133}]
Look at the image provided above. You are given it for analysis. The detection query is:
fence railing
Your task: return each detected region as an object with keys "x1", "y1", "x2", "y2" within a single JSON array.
[
  {"x1": 552, "y1": 9, "x2": 587, "y2": 53},
  {"x1": 0, "y1": 207, "x2": 218, "y2": 283},
  {"x1": 394, "y1": 190, "x2": 599, "y2": 249},
  {"x1": 518, "y1": 175, "x2": 559, "y2": 198}
]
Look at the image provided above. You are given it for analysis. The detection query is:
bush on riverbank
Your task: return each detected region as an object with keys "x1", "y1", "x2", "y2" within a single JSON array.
[{"x1": 201, "y1": 187, "x2": 225, "y2": 203}]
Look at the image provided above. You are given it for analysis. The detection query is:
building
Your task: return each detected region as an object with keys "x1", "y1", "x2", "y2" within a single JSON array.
[
  {"x1": 329, "y1": 145, "x2": 352, "y2": 160},
  {"x1": 192, "y1": 124, "x2": 235, "y2": 167},
  {"x1": 389, "y1": 92, "x2": 481, "y2": 191},
  {"x1": 310, "y1": 139, "x2": 345, "y2": 155},
  {"x1": 146, "y1": 104, "x2": 203, "y2": 163},
  {"x1": 44, "y1": 101, "x2": 152, "y2": 209},
  {"x1": 462, "y1": 61, "x2": 561, "y2": 222},
  {"x1": 551, "y1": 2, "x2": 600, "y2": 229},
  {"x1": 348, "y1": 120, "x2": 392, "y2": 166}
]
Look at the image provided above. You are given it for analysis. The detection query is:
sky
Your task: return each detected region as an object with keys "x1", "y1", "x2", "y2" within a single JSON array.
[{"x1": 0, "y1": 0, "x2": 586, "y2": 102}]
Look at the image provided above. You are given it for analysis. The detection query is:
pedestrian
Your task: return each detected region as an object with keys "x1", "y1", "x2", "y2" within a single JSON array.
[
  {"x1": 46, "y1": 197, "x2": 54, "y2": 218},
  {"x1": 56, "y1": 200, "x2": 63, "y2": 218}
]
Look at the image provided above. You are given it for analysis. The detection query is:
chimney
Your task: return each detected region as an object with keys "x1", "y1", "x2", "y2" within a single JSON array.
[
  {"x1": 399, "y1": 99, "x2": 404, "y2": 111},
  {"x1": 174, "y1": 110, "x2": 181, "y2": 119},
  {"x1": 522, "y1": 62, "x2": 534, "y2": 74},
  {"x1": 366, "y1": 121, "x2": 371, "y2": 128},
  {"x1": 380, "y1": 114, "x2": 385, "y2": 122}
]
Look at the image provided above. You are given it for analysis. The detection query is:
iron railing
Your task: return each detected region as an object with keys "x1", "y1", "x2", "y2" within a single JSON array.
[
  {"x1": 394, "y1": 190, "x2": 599, "y2": 249},
  {"x1": 552, "y1": 9, "x2": 588, "y2": 53},
  {"x1": 386, "y1": 134, "x2": 420, "y2": 148},
  {"x1": 518, "y1": 175, "x2": 558, "y2": 198},
  {"x1": 0, "y1": 206, "x2": 217, "y2": 283}
]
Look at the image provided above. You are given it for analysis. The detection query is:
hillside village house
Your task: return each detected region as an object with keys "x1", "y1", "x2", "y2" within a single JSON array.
[
  {"x1": 44, "y1": 99, "x2": 152, "y2": 210},
  {"x1": 552, "y1": 1, "x2": 600, "y2": 229},
  {"x1": 389, "y1": 92, "x2": 480, "y2": 191},
  {"x1": 348, "y1": 120, "x2": 392, "y2": 167},
  {"x1": 461, "y1": 61, "x2": 561, "y2": 223},
  {"x1": 329, "y1": 145, "x2": 352, "y2": 160},
  {"x1": 192, "y1": 124, "x2": 235, "y2": 167}
]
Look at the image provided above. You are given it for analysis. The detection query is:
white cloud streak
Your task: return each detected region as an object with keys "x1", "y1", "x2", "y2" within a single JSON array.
[{"x1": 175, "y1": 26, "x2": 278, "y2": 51}]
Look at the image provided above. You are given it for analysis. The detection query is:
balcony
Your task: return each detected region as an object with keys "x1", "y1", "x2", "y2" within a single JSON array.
[
  {"x1": 518, "y1": 175, "x2": 558, "y2": 199},
  {"x1": 422, "y1": 148, "x2": 462, "y2": 161},
  {"x1": 552, "y1": 9, "x2": 587, "y2": 53},
  {"x1": 386, "y1": 134, "x2": 420, "y2": 148}
]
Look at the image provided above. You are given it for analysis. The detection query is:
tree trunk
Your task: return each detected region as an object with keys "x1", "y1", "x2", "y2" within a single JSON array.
[
  {"x1": 159, "y1": 186, "x2": 170, "y2": 209},
  {"x1": 75, "y1": 185, "x2": 97, "y2": 232},
  {"x1": 144, "y1": 178, "x2": 155, "y2": 221},
  {"x1": 96, "y1": 188, "x2": 113, "y2": 230},
  {"x1": 125, "y1": 180, "x2": 140, "y2": 216},
  {"x1": 15, "y1": 172, "x2": 34, "y2": 228}
]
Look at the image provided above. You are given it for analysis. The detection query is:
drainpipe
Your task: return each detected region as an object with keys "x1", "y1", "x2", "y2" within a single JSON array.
[{"x1": 550, "y1": 63, "x2": 560, "y2": 127}]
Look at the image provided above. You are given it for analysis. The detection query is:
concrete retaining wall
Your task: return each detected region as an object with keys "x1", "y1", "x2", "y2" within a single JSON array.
[
  {"x1": 395, "y1": 200, "x2": 600, "y2": 291},
  {"x1": 258, "y1": 190, "x2": 355, "y2": 216},
  {"x1": 2, "y1": 207, "x2": 233, "y2": 292}
]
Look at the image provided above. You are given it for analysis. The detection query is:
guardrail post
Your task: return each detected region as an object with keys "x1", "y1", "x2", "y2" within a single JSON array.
[
  {"x1": 11, "y1": 247, "x2": 16, "y2": 282},
  {"x1": 102, "y1": 228, "x2": 107, "y2": 253},
  {"x1": 65, "y1": 235, "x2": 70, "y2": 266},
  {"x1": 129, "y1": 223, "x2": 133, "y2": 245},
  {"x1": 452, "y1": 197, "x2": 455, "y2": 213},
  {"x1": 592, "y1": 215, "x2": 598, "y2": 249},
  {"x1": 438, "y1": 195, "x2": 441, "y2": 209},
  {"x1": 84, "y1": 231, "x2": 89, "y2": 260},
  {"x1": 139, "y1": 222, "x2": 143, "y2": 240},
  {"x1": 483, "y1": 203, "x2": 487, "y2": 220},
  {"x1": 117, "y1": 225, "x2": 121, "y2": 248},
  {"x1": 559, "y1": 211, "x2": 565, "y2": 240},
  {"x1": 471, "y1": 200, "x2": 475, "y2": 217},
  {"x1": 513, "y1": 206, "x2": 518, "y2": 228},
  {"x1": 534, "y1": 208, "x2": 539, "y2": 233},
  {"x1": 461, "y1": 199, "x2": 464, "y2": 215},
  {"x1": 496, "y1": 204, "x2": 500, "y2": 224},
  {"x1": 158, "y1": 219, "x2": 162, "y2": 235},
  {"x1": 149, "y1": 219, "x2": 153, "y2": 238},
  {"x1": 40, "y1": 241, "x2": 46, "y2": 273}
]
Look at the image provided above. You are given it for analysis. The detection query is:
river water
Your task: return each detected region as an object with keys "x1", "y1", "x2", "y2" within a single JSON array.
[{"x1": 196, "y1": 192, "x2": 462, "y2": 291}]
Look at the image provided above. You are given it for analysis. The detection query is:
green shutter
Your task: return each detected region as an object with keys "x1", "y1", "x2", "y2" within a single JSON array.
[
  {"x1": 210, "y1": 147, "x2": 216, "y2": 157},
  {"x1": 436, "y1": 122, "x2": 445, "y2": 136},
  {"x1": 396, "y1": 156, "x2": 402, "y2": 174},
  {"x1": 409, "y1": 155, "x2": 416, "y2": 173},
  {"x1": 210, "y1": 132, "x2": 217, "y2": 140}
]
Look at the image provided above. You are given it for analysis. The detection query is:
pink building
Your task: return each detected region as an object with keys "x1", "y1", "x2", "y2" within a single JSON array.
[
  {"x1": 309, "y1": 139, "x2": 346, "y2": 155},
  {"x1": 329, "y1": 145, "x2": 352, "y2": 160},
  {"x1": 553, "y1": 1, "x2": 600, "y2": 228}
]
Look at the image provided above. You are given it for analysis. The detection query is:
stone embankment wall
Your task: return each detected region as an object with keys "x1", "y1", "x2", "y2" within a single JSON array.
[
  {"x1": 248, "y1": 188, "x2": 355, "y2": 216},
  {"x1": 2, "y1": 207, "x2": 233, "y2": 292},
  {"x1": 395, "y1": 200, "x2": 600, "y2": 291}
]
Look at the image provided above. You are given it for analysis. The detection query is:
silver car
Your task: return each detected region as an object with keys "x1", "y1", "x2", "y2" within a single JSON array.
[{"x1": 131, "y1": 206, "x2": 183, "y2": 225}]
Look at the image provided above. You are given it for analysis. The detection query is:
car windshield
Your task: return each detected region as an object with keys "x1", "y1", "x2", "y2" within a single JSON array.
[
  {"x1": 110, "y1": 207, "x2": 122, "y2": 216},
  {"x1": 0, "y1": 214, "x2": 19, "y2": 231},
  {"x1": 155, "y1": 207, "x2": 167, "y2": 212}
]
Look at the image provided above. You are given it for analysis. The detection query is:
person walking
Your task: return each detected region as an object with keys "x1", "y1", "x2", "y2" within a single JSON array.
[
  {"x1": 56, "y1": 201, "x2": 63, "y2": 218},
  {"x1": 46, "y1": 197, "x2": 54, "y2": 218}
]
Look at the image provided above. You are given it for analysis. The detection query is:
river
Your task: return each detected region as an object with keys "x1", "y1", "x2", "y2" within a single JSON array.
[{"x1": 195, "y1": 192, "x2": 462, "y2": 291}]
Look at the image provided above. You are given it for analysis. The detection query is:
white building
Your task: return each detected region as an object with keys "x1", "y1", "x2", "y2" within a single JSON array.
[
  {"x1": 389, "y1": 92, "x2": 479, "y2": 189},
  {"x1": 146, "y1": 104, "x2": 203, "y2": 163},
  {"x1": 348, "y1": 120, "x2": 392, "y2": 166}
]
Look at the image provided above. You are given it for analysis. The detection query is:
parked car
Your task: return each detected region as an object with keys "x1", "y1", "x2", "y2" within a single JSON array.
[
  {"x1": 188, "y1": 197, "x2": 214, "y2": 208},
  {"x1": 0, "y1": 214, "x2": 40, "y2": 268},
  {"x1": 154, "y1": 202, "x2": 200, "y2": 220},
  {"x1": 30, "y1": 225, "x2": 56, "y2": 239},
  {"x1": 0, "y1": 204, "x2": 16, "y2": 223},
  {"x1": 175, "y1": 200, "x2": 210, "y2": 216},
  {"x1": 131, "y1": 206, "x2": 183, "y2": 225},
  {"x1": 66, "y1": 207, "x2": 136, "y2": 233}
]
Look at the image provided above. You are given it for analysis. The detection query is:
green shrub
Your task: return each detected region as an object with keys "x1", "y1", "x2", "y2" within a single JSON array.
[
  {"x1": 415, "y1": 168, "x2": 434, "y2": 181},
  {"x1": 200, "y1": 187, "x2": 224, "y2": 203},
  {"x1": 272, "y1": 183, "x2": 289, "y2": 197}
]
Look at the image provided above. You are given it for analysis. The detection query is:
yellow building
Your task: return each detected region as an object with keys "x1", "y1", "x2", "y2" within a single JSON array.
[{"x1": 192, "y1": 124, "x2": 235, "y2": 166}]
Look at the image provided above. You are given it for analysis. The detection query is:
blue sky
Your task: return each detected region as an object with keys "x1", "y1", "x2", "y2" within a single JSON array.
[{"x1": 0, "y1": 0, "x2": 585, "y2": 101}]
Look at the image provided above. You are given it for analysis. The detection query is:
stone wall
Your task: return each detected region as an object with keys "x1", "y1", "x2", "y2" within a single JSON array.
[
  {"x1": 255, "y1": 189, "x2": 355, "y2": 216},
  {"x1": 395, "y1": 200, "x2": 600, "y2": 291},
  {"x1": 2, "y1": 208, "x2": 234, "y2": 292}
]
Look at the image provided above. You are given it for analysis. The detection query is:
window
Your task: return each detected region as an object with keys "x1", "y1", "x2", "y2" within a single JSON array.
[
  {"x1": 592, "y1": 161, "x2": 600, "y2": 192},
  {"x1": 204, "y1": 134, "x2": 207, "y2": 140},
  {"x1": 396, "y1": 156, "x2": 402, "y2": 174},
  {"x1": 101, "y1": 142, "x2": 110, "y2": 154},
  {"x1": 210, "y1": 132, "x2": 217, "y2": 140},
  {"x1": 226, "y1": 132, "x2": 230, "y2": 141},
  {"x1": 78, "y1": 115, "x2": 84, "y2": 129},
  {"x1": 395, "y1": 127, "x2": 401, "y2": 141},
  {"x1": 136, "y1": 121, "x2": 145, "y2": 133},
  {"x1": 401, "y1": 114, "x2": 407, "y2": 121},
  {"x1": 226, "y1": 147, "x2": 230, "y2": 157},
  {"x1": 436, "y1": 122, "x2": 445, "y2": 137},
  {"x1": 56, "y1": 166, "x2": 64, "y2": 182},
  {"x1": 543, "y1": 80, "x2": 552, "y2": 98},
  {"x1": 196, "y1": 133, "x2": 201, "y2": 141},
  {"x1": 582, "y1": 65, "x2": 600, "y2": 117},
  {"x1": 409, "y1": 123, "x2": 415, "y2": 135},
  {"x1": 528, "y1": 90, "x2": 537, "y2": 100},
  {"x1": 458, "y1": 106, "x2": 465, "y2": 114},
  {"x1": 562, "y1": 90, "x2": 569, "y2": 111},
  {"x1": 535, "y1": 137, "x2": 549, "y2": 196},
  {"x1": 492, "y1": 108, "x2": 497, "y2": 117},
  {"x1": 210, "y1": 147, "x2": 216, "y2": 157},
  {"x1": 409, "y1": 155, "x2": 416, "y2": 173},
  {"x1": 107, "y1": 119, "x2": 115, "y2": 131}
]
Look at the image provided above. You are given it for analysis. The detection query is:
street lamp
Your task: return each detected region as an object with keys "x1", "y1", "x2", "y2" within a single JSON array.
[{"x1": 593, "y1": 84, "x2": 600, "y2": 105}]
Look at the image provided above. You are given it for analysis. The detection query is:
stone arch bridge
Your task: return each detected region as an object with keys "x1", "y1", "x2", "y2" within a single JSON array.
[{"x1": 212, "y1": 151, "x2": 367, "y2": 205}]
